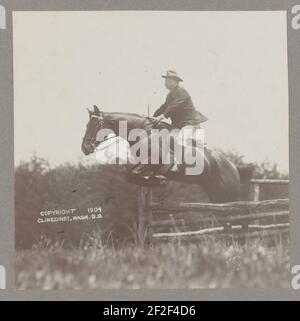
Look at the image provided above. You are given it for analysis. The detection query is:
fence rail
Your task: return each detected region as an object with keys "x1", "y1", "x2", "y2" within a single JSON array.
[
  {"x1": 137, "y1": 179, "x2": 290, "y2": 243},
  {"x1": 149, "y1": 199, "x2": 288, "y2": 214}
]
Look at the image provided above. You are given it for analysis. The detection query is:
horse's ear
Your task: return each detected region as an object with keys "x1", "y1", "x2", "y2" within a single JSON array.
[
  {"x1": 93, "y1": 105, "x2": 100, "y2": 115},
  {"x1": 87, "y1": 108, "x2": 92, "y2": 116}
]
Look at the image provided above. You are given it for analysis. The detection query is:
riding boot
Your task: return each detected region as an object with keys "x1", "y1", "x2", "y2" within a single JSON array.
[{"x1": 169, "y1": 162, "x2": 180, "y2": 173}]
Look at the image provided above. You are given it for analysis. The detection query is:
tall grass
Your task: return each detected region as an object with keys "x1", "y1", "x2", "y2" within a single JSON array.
[{"x1": 16, "y1": 235, "x2": 290, "y2": 290}]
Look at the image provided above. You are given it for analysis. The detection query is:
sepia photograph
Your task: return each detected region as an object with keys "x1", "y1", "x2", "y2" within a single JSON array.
[{"x1": 13, "y1": 11, "x2": 289, "y2": 290}]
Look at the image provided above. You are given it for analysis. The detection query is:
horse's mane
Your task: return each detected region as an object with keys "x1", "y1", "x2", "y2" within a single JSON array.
[
  {"x1": 104, "y1": 111, "x2": 157, "y2": 122},
  {"x1": 103, "y1": 111, "x2": 171, "y2": 129},
  {"x1": 105, "y1": 112, "x2": 142, "y2": 117}
]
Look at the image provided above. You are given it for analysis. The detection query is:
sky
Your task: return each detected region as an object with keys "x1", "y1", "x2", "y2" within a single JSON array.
[{"x1": 13, "y1": 11, "x2": 289, "y2": 172}]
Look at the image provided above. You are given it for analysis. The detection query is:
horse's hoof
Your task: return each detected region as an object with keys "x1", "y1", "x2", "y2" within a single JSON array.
[{"x1": 127, "y1": 173, "x2": 168, "y2": 187}]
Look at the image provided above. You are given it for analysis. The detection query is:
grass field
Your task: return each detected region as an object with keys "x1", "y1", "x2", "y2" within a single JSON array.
[{"x1": 16, "y1": 235, "x2": 290, "y2": 290}]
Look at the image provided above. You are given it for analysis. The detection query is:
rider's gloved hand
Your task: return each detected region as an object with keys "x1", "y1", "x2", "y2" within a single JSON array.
[
  {"x1": 156, "y1": 115, "x2": 166, "y2": 122},
  {"x1": 153, "y1": 115, "x2": 166, "y2": 128}
]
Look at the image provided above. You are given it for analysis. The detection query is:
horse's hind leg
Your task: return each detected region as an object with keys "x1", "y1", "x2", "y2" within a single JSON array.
[{"x1": 203, "y1": 181, "x2": 240, "y2": 203}]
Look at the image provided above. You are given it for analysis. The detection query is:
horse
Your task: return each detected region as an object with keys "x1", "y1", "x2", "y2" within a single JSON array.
[{"x1": 82, "y1": 105, "x2": 250, "y2": 203}]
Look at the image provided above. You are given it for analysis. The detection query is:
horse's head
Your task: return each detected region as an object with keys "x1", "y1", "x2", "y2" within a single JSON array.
[
  {"x1": 81, "y1": 107, "x2": 172, "y2": 155},
  {"x1": 81, "y1": 105, "x2": 104, "y2": 155}
]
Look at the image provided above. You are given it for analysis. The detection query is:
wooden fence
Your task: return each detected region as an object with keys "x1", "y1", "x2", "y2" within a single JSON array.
[{"x1": 137, "y1": 179, "x2": 289, "y2": 243}]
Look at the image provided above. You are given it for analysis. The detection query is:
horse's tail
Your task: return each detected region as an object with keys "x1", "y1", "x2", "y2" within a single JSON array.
[{"x1": 237, "y1": 164, "x2": 255, "y2": 183}]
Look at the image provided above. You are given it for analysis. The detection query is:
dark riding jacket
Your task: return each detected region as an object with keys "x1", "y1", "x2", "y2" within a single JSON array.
[{"x1": 153, "y1": 86, "x2": 208, "y2": 128}]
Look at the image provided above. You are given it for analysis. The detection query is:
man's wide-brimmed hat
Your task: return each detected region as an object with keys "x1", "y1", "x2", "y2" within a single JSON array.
[{"x1": 162, "y1": 70, "x2": 183, "y2": 82}]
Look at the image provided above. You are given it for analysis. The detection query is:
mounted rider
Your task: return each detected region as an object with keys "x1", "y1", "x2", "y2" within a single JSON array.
[
  {"x1": 131, "y1": 70, "x2": 208, "y2": 186},
  {"x1": 154, "y1": 70, "x2": 208, "y2": 129}
]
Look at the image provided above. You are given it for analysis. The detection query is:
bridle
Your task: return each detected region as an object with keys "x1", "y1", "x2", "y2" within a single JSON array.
[
  {"x1": 83, "y1": 112, "x2": 105, "y2": 149},
  {"x1": 91, "y1": 113, "x2": 104, "y2": 126}
]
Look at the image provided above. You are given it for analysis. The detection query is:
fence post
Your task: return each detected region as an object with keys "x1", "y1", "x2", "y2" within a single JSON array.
[
  {"x1": 249, "y1": 182, "x2": 260, "y2": 201},
  {"x1": 138, "y1": 186, "x2": 151, "y2": 244},
  {"x1": 146, "y1": 188, "x2": 153, "y2": 241},
  {"x1": 253, "y1": 183, "x2": 260, "y2": 201}
]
